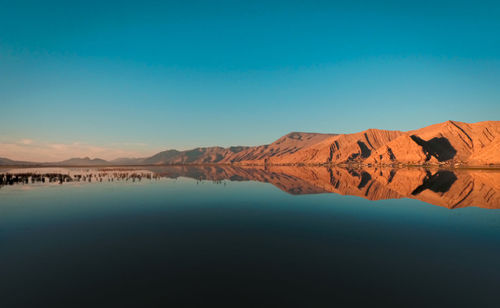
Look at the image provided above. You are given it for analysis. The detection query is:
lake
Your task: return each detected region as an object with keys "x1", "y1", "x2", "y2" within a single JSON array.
[{"x1": 1, "y1": 166, "x2": 500, "y2": 307}]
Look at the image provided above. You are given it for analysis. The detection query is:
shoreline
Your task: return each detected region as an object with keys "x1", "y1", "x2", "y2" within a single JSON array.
[{"x1": 1, "y1": 163, "x2": 500, "y2": 170}]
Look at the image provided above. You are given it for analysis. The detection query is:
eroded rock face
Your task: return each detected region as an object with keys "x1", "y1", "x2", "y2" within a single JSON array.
[
  {"x1": 134, "y1": 120, "x2": 500, "y2": 166},
  {"x1": 253, "y1": 120, "x2": 500, "y2": 166},
  {"x1": 368, "y1": 120, "x2": 500, "y2": 165},
  {"x1": 270, "y1": 129, "x2": 404, "y2": 165},
  {"x1": 220, "y1": 132, "x2": 337, "y2": 165},
  {"x1": 468, "y1": 136, "x2": 500, "y2": 165},
  {"x1": 365, "y1": 135, "x2": 429, "y2": 165}
]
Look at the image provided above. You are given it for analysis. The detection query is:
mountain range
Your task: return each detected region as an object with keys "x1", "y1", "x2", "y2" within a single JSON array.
[{"x1": 1, "y1": 120, "x2": 499, "y2": 166}]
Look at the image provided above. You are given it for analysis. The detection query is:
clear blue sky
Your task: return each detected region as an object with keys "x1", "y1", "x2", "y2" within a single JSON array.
[{"x1": 1, "y1": 0, "x2": 499, "y2": 160}]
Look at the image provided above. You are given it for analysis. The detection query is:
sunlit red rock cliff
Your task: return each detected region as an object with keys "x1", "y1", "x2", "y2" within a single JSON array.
[{"x1": 131, "y1": 120, "x2": 500, "y2": 166}]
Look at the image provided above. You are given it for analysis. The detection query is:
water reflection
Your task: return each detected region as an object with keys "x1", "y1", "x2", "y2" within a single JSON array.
[{"x1": 1, "y1": 165, "x2": 499, "y2": 209}]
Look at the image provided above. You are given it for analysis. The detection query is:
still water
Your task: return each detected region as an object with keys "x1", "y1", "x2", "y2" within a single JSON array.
[{"x1": 1, "y1": 166, "x2": 500, "y2": 307}]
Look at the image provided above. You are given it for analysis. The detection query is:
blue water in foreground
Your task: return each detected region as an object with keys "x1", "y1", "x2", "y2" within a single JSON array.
[{"x1": 1, "y1": 177, "x2": 500, "y2": 307}]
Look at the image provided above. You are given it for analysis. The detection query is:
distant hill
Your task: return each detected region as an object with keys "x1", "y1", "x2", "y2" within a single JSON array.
[
  {"x1": 109, "y1": 157, "x2": 145, "y2": 165},
  {"x1": 51, "y1": 157, "x2": 110, "y2": 166},
  {"x1": 1, "y1": 121, "x2": 499, "y2": 167},
  {"x1": 142, "y1": 149, "x2": 181, "y2": 165},
  {"x1": 0, "y1": 157, "x2": 37, "y2": 166}
]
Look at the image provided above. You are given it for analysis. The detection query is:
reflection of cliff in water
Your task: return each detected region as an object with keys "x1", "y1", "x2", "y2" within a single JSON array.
[
  {"x1": 1, "y1": 166, "x2": 499, "y2": 209},
  {"x1": 139, "y1": 165, "x2": 499, "y2": 209}
]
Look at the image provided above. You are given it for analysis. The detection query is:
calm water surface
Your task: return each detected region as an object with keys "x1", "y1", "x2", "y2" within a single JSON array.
[{"x1": 1, "y1": 166, "x2": 500, "y2": 307}]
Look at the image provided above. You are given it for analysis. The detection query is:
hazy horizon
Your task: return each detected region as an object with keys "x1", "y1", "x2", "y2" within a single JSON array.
[
  {"x1": 0, "y1": 119, "x2": 459, "y2": 162},
  {"x1": 1, "y1": 119, "x2": 498, "y2": 162}
]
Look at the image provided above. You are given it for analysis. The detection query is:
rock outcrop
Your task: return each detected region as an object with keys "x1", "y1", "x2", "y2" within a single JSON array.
[{"x1": 367, "y1": 121, "x2": 500, "y2": 165}]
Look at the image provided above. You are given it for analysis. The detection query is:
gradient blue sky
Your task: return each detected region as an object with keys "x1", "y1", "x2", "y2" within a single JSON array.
[{"x1": 1, "y1": 0, "x2": 499, "y2": 161}]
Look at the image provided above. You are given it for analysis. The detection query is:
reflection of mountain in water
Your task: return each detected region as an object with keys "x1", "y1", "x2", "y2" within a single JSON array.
[{"x1": 1, "y1": 166, "x2": 499, "y2": 209}]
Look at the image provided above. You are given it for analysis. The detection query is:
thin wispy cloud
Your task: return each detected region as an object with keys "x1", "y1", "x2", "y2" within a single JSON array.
[
  {"x1": 18, "y1": 139, "x2": 34, "y2": 145},
  {"x1": 111, "y1": 142, "x2": 148, "y2": 147}
]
